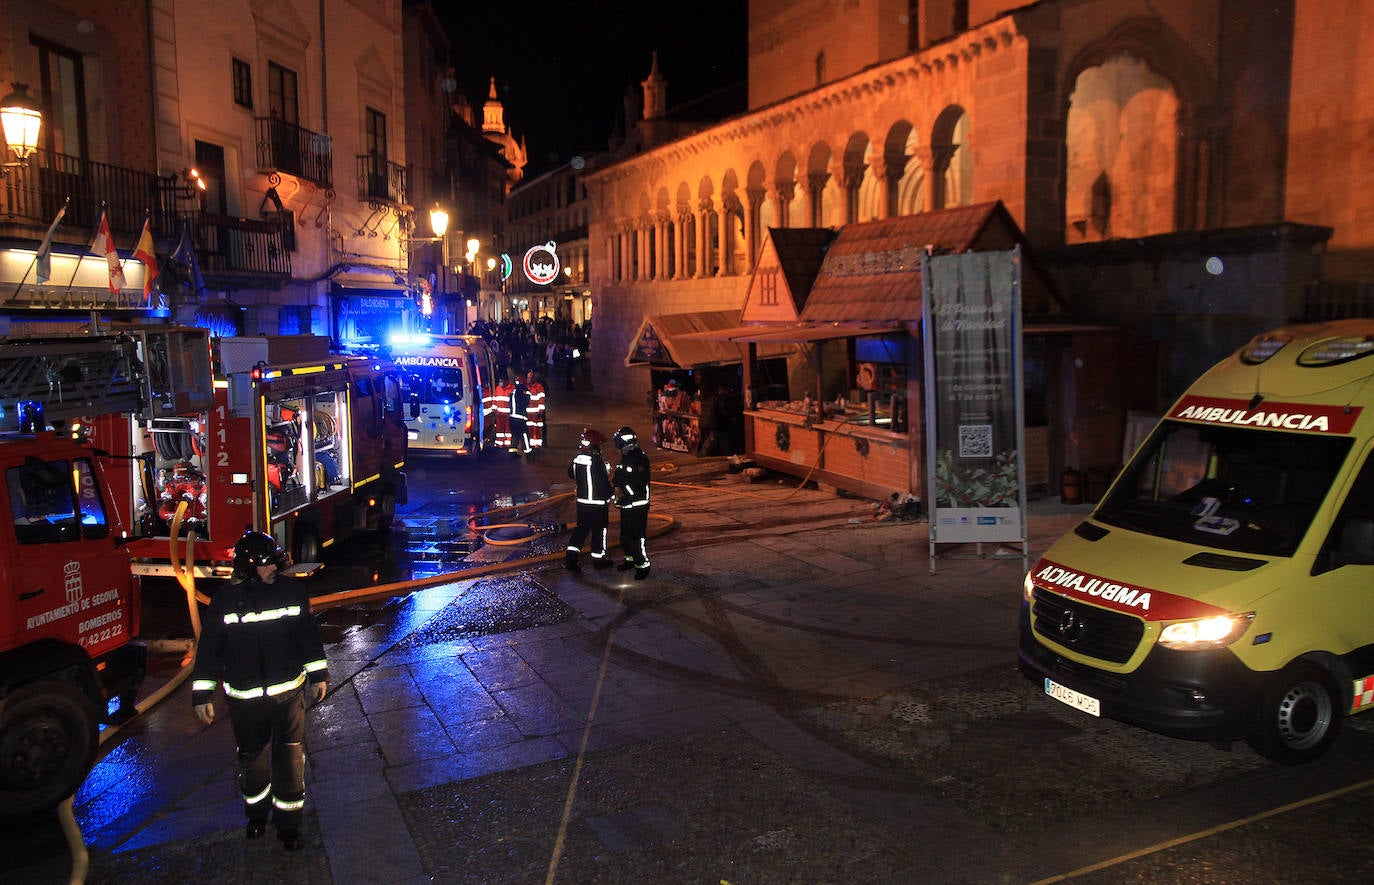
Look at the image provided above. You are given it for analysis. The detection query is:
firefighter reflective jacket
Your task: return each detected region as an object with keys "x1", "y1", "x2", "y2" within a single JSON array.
[
  {"x1": 569, "y1": 449, "x2": 614, "y2": 505},
  {"x1": 613, "y1": 444, "x2": 652, "y2": 508},
  {"x1": 191, "y1": 577, "x2": 329, "y2": 705}
]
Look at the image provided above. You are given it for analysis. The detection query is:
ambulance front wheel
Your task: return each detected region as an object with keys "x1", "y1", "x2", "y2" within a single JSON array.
[{"x1": 1246, "y1": 662, "x2": 1340, "y2": 765}]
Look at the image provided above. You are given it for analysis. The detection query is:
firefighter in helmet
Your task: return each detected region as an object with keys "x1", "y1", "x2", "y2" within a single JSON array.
[
  {"x1": 492, "y1": 374, "x2": 513, "y2": 451},
  {"x1": 526, "y1": 370, "x2": 547, "y2": 451},
  {"x1": 565, "y1": 428, "x2": 614, "y2": 572},
  {"x1": 191, "y1": 530, "x2": 328, "y2": 851},
  {"x1": 612, "y1": 426, "x2": 652, "y2": 579},
  {"x1": 509, "y1": 373, "x2": 532, "y2": 455}
]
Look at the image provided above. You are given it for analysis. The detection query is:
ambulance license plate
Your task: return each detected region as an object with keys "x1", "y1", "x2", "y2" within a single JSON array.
[
  {"x1": 1045, "y1": 678, "x2": 1100, "y2": 717},
  {"x1": 407, "y1": 430, "x2": 419, "y2": 440}
]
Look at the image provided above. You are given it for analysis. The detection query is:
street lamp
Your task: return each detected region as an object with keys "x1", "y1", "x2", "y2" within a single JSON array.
[{"x1": 1, "y1": 83, "x2": 43, "y2": 175}]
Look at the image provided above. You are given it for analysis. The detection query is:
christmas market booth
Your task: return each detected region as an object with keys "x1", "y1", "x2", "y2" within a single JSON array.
[
  {"x1": 624, "y1": 309, "x2": 791, "y2": 454},
  {"x1": 678, "y1": 202, "x2": 1153, "y2": 503}
]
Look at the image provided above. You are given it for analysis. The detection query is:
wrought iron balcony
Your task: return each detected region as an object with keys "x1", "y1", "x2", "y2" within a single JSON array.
[
  {"x1": 356, "y1": 154, "x2": 407, "y2": 206},
  {"x1": 193, "y1": 211, "x2": 292, "y2": 282},
  {"x1": 0, "y1": 148, "x2": 177, "y2": 239},
  {"x1": 255, "y1": 117, "x2": 333, "y2": 189}
]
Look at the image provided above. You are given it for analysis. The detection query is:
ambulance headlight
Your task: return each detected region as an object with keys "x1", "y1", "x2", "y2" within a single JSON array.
[
  {"x1": 1157, "y1": 612, "x2": 1255, "y2": 649},
  {"x1": 1022, "y1": 572, "x2": 1036, "y2": 603}
]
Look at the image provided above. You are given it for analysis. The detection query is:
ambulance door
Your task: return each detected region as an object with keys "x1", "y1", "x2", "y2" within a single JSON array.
[{"x1": 1315, "y1": 445, "x2": 1374, "y2": 669}]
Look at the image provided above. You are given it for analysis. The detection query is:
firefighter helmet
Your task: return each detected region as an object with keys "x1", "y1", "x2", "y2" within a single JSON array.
[
  {"x1": 580, "y1": 428, "x2": 605, "y2": 449},
  {"x1": 614, "y1": 426, "x2": 638, "y2": 450},
  {"x1": 233, "y1": 530, "x2": 287, "y2": 579}
]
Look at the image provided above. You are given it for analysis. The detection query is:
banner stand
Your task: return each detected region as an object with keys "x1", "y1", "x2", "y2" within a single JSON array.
[{"x1": 922, "y1": 247, "x2": 1029, "y2": 575}]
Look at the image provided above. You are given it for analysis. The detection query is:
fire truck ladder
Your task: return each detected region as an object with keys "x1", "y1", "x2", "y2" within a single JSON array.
[{"x1": 0, "y1": 336, "x2": 146, "y2": 430}]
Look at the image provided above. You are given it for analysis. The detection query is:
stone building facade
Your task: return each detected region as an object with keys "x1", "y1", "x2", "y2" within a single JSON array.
[{"x1": 582, "y1": 0, "x2": 1374, "y2": 408}]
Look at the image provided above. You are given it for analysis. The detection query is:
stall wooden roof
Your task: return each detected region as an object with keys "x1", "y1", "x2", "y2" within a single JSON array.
[
  {"x1": 800, "y1": 201, "x2": 1062, "y2": 323},
  {"x1": 624, "y1": 310, "x2": 794, "y2": 368}
]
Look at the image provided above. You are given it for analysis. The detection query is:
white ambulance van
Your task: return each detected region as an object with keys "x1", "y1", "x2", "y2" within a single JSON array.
[{"x1": 1019, "y1": 319, "x2": 1374, "y2": 763}]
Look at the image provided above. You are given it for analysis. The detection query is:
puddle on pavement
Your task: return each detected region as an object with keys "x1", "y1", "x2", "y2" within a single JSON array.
[{"x1": 392, "y1": 575, "x2": 574, "y2": 647}]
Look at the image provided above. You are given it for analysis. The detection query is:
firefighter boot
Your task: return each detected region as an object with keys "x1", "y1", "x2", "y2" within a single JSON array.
[
  {"x1": 617, "y1": 559, "x2": 634, "y2": 571},
  {"x1": 635, "y1": 564, "x2": 651, "y2": 580},
  {"x1": 564, "y1": 550, "x2": 581, "y2": 572}
]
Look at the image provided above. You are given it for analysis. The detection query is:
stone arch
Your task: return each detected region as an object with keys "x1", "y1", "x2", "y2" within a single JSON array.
[
  {"x1": 806, "y1": 141, "x2": 833, "y2": 227},
  {"x1": 656, "y1": 186, "x2": 674, "y2": 279},
  {"x1": 676, "y1": 181, "x2": 696, "y2": 277},
  {"x1": 931, "y1": 106, "x2": 971, "y2": 210},
  {"x1": 888, "y1": 123, "x2": 924, "y2": 216},
  {"x1": 720, "y1": 168, "x2": 744, "y2": 275},
  {"x1": 697, "y1": 175, "x2": 719, "y2": 277},
  {"x1": 843, "y1": 131, "x2": 875, "y2": 223},
  {"x1": 745, "y1": 160, "x2": 768, "y2": 266},
  {"x1": 1062, "y1": 18, "x2": 1215, "y2": 235},
  {"x1": 1065, "y1": 53, "x2": 1177, "y2": 242},
  {"x1": 773, "y1": 150, "x2": 799, "y2": 228}
]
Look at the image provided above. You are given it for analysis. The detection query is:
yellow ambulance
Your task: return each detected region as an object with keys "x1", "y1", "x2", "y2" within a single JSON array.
[{"x1": 1019, "y1": 319, "x2": 1374, "y2": 763}]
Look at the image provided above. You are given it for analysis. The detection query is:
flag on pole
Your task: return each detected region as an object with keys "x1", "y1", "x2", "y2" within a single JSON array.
[
  {"x1": 90, "y1": 210, "x2": 126, "y2": 293},
  {"x1": 34, "y1": 200, "x2": 69, "y2": 284},
  {"x1": 168, "y1": 219, "x2": 206, "y2": 296},
  {"x1": 133, "y1": 217, "x2": 159, "y2": 301}
]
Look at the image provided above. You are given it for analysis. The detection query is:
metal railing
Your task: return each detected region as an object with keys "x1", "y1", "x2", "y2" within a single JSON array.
[
  {"x1": 0, "y1": 148, "x2": 176, "y2": 238},
  {"x1": 255, "y1": 117, "x2": 333, "y2": 188},
  {"x1": 193, "y1": 212, "x2": 292, "y2": 278},
  {"x1": 356, "y1": 154, "x2": 407, "y2": 205}
]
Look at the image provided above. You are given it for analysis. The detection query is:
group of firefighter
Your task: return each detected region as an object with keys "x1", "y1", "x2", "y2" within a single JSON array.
[{"x1": 487, "y1": 370, "x2": 547, "y2": 455}]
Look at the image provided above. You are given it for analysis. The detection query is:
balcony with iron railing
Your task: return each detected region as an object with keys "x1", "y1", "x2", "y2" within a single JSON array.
[
  {"x1": 190, "y1": 211, "x2": 293, "y2": 282},
  {"x1": 255, "y1": 117, "x2": 333, "y2": 189},
  {"x1": 356, "y1": 154, "x2": 407, "y2": 206},
  {"x1": 0, "y1": 148, "x2": 178, "y2": 238}
]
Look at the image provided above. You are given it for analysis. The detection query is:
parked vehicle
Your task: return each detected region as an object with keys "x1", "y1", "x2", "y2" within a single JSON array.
[
  {"x1": 99, "y1": 336, "x2": 409, "y2": 577},
  {"x1": 385, "y1": 333, "x2": 496, "y2": 457},
  {"x1": 1020, "y1": 319, "x2": 1374, "y2": 763}
]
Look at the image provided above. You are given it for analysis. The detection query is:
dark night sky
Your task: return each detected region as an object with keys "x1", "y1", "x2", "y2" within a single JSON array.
[{"x1": 437, "y1": 1, "x2": 748, "y2": 176}]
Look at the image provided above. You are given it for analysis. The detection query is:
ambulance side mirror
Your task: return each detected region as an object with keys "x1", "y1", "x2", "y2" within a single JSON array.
[{"x1": 1337, "y1": 517, "x2": 1374, "y2": 565}]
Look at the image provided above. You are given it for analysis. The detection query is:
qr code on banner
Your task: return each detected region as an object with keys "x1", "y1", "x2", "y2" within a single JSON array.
[{"x1": 958, "y1": 424, "x2": 993, "y2": 458}]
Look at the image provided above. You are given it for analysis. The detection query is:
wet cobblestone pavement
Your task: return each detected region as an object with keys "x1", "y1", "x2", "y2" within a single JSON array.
[{"x1": 14, "y1": 391, "x2": 1374, "y2": 883}]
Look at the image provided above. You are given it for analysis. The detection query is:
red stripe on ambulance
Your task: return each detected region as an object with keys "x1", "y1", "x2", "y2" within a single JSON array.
[{"x1": 1032, "y1": 558, "x2": 1230, "y2": 620}]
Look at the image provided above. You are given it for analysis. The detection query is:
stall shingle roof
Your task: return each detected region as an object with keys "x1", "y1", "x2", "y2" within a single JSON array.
[{"x1": 799, "y1": 201, "x2": 1061, "y2": 323}]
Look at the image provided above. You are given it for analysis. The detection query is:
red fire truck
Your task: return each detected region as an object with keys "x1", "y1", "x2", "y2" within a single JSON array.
[
  {"x1": 99, "y1": 334, "x2": 409, "y2": 578},
  {"x1": 0, "y1": 329, "x2": 209, "y2": 817}
]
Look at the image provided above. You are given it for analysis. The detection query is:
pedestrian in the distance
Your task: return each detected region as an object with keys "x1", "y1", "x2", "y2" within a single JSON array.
[
  {"x1": 612, "y1": 425, "x2": 652, "y2": 579},
  {"x1": 565, "y1": 427, "x2": 614, "y2": 572},
  {"x1": 191, "y1": 531, "x2": 329, "y2": 851}
]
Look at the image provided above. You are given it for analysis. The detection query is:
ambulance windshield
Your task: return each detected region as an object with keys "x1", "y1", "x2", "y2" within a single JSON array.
[{"x1": 1094, "y1": 420, "x2": 1351, "y2": 556}]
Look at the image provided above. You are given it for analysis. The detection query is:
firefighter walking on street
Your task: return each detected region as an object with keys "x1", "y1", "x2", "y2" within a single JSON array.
[
  {"x1": 509, "y1": 374, "x2": 533, "y2": 455},
  {"x1": 526, "y1": 371, "x2": 547, "y2": 452},
  {"x1": 191, "y1": 531, "x2": 329, "y2": 851},
  {"x1": 492, "y1": 374, "x2": 513, "y2": 451},
  {"x1": 565, "y1": 427, "x2": 614, "y2": 571},
  {"x1": 612, "y1": 425, "x2": 652, "y2": 579}
]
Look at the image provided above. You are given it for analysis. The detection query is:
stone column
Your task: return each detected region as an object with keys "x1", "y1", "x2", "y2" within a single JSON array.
[
  {"x1": 772, "y1": 181, "x2": 796, "y2": 229},
  {"x1": 675, "y1": 205, "x2": 691, "y2": 278},
  {"x1": 719, "y1": 195, "x2": 740, "y2": 276},
  {"x1": 696, "y1": 199, "x2": 712, "y2": 278},
  {"x1": 806, "y1": 172, "x2": 830, "y2": 226},
  {"x1": 841, "y1": 162, "x2": 866, "y2": 224},
  {"x1": 744, "y1": 186, "x2": 766, "y2": 271}
]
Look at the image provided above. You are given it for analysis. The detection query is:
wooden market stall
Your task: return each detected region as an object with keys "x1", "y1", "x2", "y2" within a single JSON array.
[{"x1": 678, "y1": 202, "x2": 1122, "y2": 501}]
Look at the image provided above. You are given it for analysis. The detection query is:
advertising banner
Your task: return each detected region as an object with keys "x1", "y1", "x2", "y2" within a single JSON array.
[{"x1": 923, "y1": 249, "x2": 1027, "y2": 551}]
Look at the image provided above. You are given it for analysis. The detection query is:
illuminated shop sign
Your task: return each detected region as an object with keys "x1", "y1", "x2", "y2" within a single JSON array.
[{"x1": 523, "y1": 241, "x2": 560, "y2": 285}]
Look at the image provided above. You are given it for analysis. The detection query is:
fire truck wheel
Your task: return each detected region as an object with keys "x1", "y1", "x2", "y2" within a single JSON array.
[
  {"x1": 0, "y1": 680, "x2": 98, "y2": 819},
  {"x1": 377, "y1": 491, "x2": 396, "y2": 531},
  {"x1": 293, "y1": 526, "x2": 322, "y2": 565},
  {"x1": 1246, "y1": 662, "x2": 1341, "y2": 765}
]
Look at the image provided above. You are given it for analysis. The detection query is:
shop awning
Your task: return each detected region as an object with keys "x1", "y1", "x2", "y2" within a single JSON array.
[
  {"x1": 675, "y1": 320, "x2": 906, "y2": 344},
  {"x1": 625, "y1": 310, "x2": 793, "y2": 368},
  {"x1": 330, "y1": 271, "x2": 409, "y2": 296}
]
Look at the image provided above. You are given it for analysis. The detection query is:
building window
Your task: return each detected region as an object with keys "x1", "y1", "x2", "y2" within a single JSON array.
[
  {"x1": 815, "y1": 52, "x2": 826, "y2": 87},
  {"x1": 32, "y1": 36, "x2": 88, "y2": 158},
  {"x1": 232, "y1": 58, "x2": 253, "y2": 108},
  {"x1": 195, "y1": 140, "x2": 228, "y2": 216},
  {"x1": 268, "y1": 62, "x2": 299, "y2": 125},
  {"x1": 366, "y1": 107, "x2": 388, "y2": 160}
]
